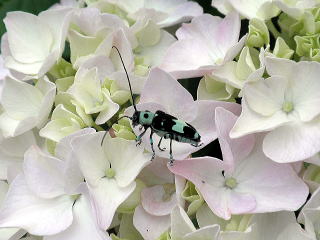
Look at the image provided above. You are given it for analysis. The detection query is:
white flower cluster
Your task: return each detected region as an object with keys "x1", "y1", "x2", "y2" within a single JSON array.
[{"x1": 0, "y1": 0, "x2": 320, "y2": 239}]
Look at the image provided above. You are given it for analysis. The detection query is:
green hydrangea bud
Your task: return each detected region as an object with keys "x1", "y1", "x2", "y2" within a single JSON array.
[
  {"x1": 273, "y1": 37, "x2": 294, "y2": 59},
  {"x1": 295, "y1": 34, "x2": 320, "y2": 61},
  {"x1": 49, "y1": 58, "x2": 76, "y2": 80},
  {"x1": 181, "y1": 181, "x2": 204, "y2": 216},
  {"x1": 247, "y1": 18, "x2": 270, "y2": 48}
]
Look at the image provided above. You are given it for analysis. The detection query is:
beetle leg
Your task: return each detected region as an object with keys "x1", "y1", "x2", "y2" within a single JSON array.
[
  {"x1": 149, "y1": 131, "x2": 155, "y2": 160},
  {"x1": 136, "y1": 127, "x2": 147, "y2": 146},
  {"x1": 157, "y1": 137, "x2": 166, "y2": 151},
  {"x1": 169, "y1": 138, "x2": 174, "y2": 166}
]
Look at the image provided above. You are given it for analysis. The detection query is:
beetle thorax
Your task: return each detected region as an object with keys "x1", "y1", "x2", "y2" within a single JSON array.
[{"x1": 139, "y1": 111, "x2": 155, "y2": 126}]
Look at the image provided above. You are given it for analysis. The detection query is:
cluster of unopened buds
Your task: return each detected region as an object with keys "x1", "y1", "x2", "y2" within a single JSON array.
[{"x1": 1, "y1": 0, "x2": 320, "y2": 239}]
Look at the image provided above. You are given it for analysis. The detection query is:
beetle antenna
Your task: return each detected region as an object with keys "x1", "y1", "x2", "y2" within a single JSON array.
[{"x1": 112, "y1": 46, "x2": 137, "y2": 112}]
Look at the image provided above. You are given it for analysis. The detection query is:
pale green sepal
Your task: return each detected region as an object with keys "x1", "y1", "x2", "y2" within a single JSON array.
[
  {"x1": 56, "y1": 76, "x2": 75, "y2": 92},
  {"x1": 55, "y1": 92, "x2": 77, "y2": 114},
  {"x1": 136, "y1": 20, "x2": 161, "y2": 47},
  {"x1": 197, "y1": 76, "x2": 236, "y2": 102},
  {"x1": 71, "y1": 99, "x2": 95, "y2": 127},
  {"x1": 181, "y1": 181, "x2": 204, "y2": 216},
  {"x1": 118, "y1": 180, "x2": 146, "y2": 214},
  {"x1": 118, "y1": 214, "x2": 144, "y2": 240},
  {"x1": 236, "y1": 47, "x2": 257, "y2": 80},
  {"x1": 49, "y1": 58, "x2": 76, "y2": 80},
  {"x1": 247, "y1": 18, "x2": 270, "y2": 48},
  {"x1": 111, "y1": 234, "x2": 129, "y2": 240},
  {"x1": 112, "y1": 124, "x2": 136, "y2": 140},
  {"x1": 46, "y1": 139, "x2": 57, "y2": 155},
  {"x1": 273, "y1": 37, "x2": 294, "y2": 59},
  {"x1": 303, "y1": 164, "x2": 320, "y2": 193},
  {"x1": 225, "y1": 215, "x2": 252, "y2": 232},
  {"x1": 39, "y1": 104, "x2": 85, "y2": 142},
  {"x1": 156, "y1": 231, "x2": 171, "y2": 240}
]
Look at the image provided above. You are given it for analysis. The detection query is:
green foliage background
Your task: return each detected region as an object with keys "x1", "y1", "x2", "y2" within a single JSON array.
[{"x1": 0, "y1": 0, "x2": 218, "y2": 43}]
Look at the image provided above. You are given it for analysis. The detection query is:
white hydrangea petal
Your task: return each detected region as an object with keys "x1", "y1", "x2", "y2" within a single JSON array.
[
  {"x1": 1, "y1": 77, "x2": 43, "y2": 119},
  {"x1": 170, "y1": 206, "x2": 196, "y2": 239},
  {"x1": 45, "y1": 194, "x2": 111, "y2": 240},
  {"x1": 88, "y1": 179, "x2": 135, "y2": 230},
  {"x1": 0, "y1": 175, "x2": 74, "y2": 236},
  {"x1": 72, "y1": 132, "x2": 108, "y2": 186},
  {"x1": 103, "y1": 135, "x2": 151, "y2": 188},
  {"x1": 4, "y1": 12, "x2": 52, "y2": 63},
  {"x1": 24, "y1": 146, "x2": 66, "y2": 199},
  {"x1": 263, "y1": 121, "x2": 320, "y2": 163},
  {"x1": 244, "y1": 76, "x2": 287, "y2": 116},
  {"x1": 184, "y1": 225, "x2": 220, "y2": 240},
  {"x1": 230, "y1": 98, "x2": 289, "y2": 138}
]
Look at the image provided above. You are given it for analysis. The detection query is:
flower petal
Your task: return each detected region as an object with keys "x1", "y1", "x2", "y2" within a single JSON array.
[{"x1": 0, "y1": 175, "x2": 74, "y2": 235}]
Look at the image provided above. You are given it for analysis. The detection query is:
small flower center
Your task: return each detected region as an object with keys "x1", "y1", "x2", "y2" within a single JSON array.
[
  {"x1": 105, "y1": 168, "x2": 116, "y2": 178},
  {"x1": 282, "y1": 101, "x2": 294, "y2": 113},
  {"x1": 225, "y1": 177, "x2": 238, "y2": 189}
]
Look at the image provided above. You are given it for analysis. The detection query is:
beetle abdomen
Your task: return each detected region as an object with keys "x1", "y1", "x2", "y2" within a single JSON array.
[{"x1": 151, "y1": 111, "x2": 201, "y2": 144}]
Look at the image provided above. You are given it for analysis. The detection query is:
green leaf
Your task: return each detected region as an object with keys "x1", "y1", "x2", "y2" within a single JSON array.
[{"x1": 0, "y1": 0, "x2": 60, "y2": 44}]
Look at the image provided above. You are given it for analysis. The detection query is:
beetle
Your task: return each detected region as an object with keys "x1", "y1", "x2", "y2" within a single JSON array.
[{"x1": 111, "y1": 46, "x2": 202, "y2": 165}]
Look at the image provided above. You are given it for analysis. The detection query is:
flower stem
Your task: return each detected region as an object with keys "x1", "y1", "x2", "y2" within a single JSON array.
[{"x1": 266, "y1": 20, "x2": 281, "y2": 39}]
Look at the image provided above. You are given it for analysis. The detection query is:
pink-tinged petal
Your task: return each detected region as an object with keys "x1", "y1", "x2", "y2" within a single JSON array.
[
  {"x1": 88, "y1": 179, "x2": 135, "y2": 230},
  {"x1": 140, "y1": 68, "x2": 197, "y2": 122},
  {"x1": 46, "y1": 194, "x2": 111, "y2": 240},
  {"x1": 263, "y1": 121, "x2": 320, "y2": 163},
  {"x1": 169, "y1": 157, "x2": 233, "y2": 219},
  {"x1": 235, "y1": 138, "x2": 309, "y2": 213},
  {"x1": 227, "y1": 191, "x2": 256, "y2": 215},
  {"x1": 212, "y1": 11, "x2": 241, "y2": 55},
  {"x1": 175, "y1": 175, "x2": 186, "y2": 207},
  {"x1": 158, "y1": 1, "x2": 203, "y2": 27},
  {"x1": 160, "y1": 12, "x2": 242, "y2": 79},
  {"x1": 160, "y1": 39, "x2": 215, "y2": 79},
  {"x1": 23, "y1": 146, "x2": 66, "y2": 199},
  {"x1": 215, "y1": 107, "x2": 255, "y2": 171},
  {"x1": 133, "y1": 205, "x2": 170, "y2": 240},
  {"x1": 0, "y1": 175, "x2": 74, "y2": 235},
  {"x1": 138, "y1": 157, "x2": 174, "y2": 186},
  {"x1": 141, "y1": 185, "x2": 177, "y2": 216}
]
